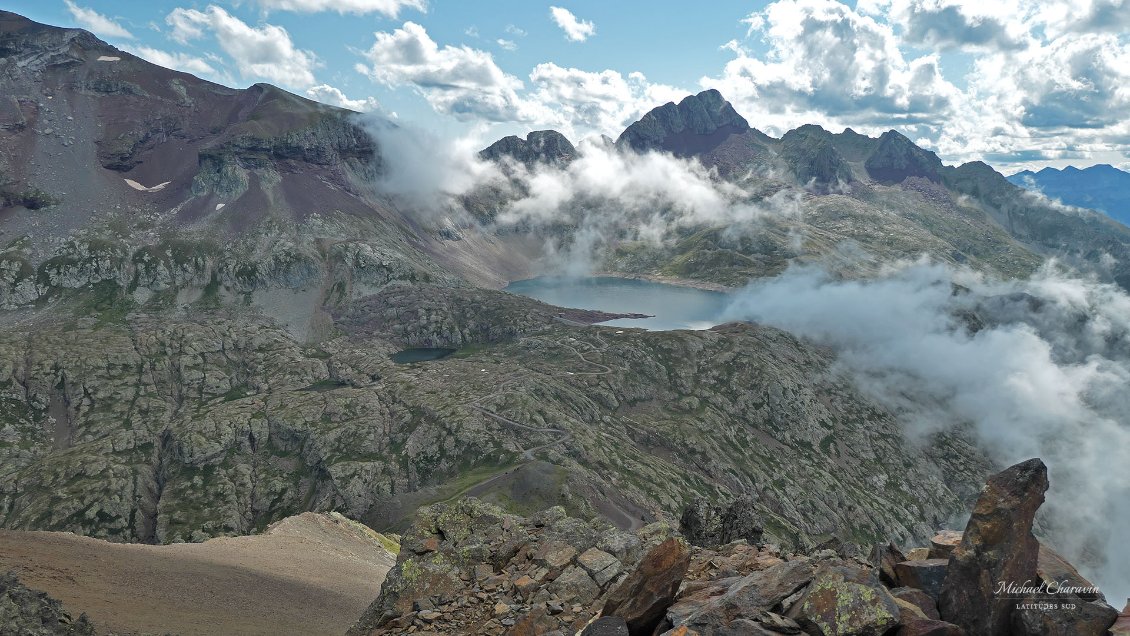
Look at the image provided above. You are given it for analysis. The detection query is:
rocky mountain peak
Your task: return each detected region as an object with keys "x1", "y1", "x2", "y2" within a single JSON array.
[
  {"x1": 616, "y1": 88, "x2": 751, "y2": 154},
  {"x1": 865, "y1": 129, "x2": 944, "y2": 184},
  {"x1": 479, "y1": 129, "x2": 576, "y2": 167},
  {"x1": 779, "y1": 125, "x2": 854, "y2": 188}
]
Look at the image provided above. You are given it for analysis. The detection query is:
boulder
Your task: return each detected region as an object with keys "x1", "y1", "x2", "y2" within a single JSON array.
[
  {"x1": 895, "y1": 560, "x2": 948, "y2": 600},
  {"x1": 906, "y1": 548, "x2": 930, "y2": 561},
  {"x1": 788, "y1": 562, "x2": 901, "y2": 636},
  {"x1": 895, "y1": 597, "x2": 930, "y2": 622},
  {"x1": 1011, "y1": 595, "x2": 1117, "y2": 635},
  {"x1": 535, "y1": 541, "x2": 578, "y2": 569},
  {"x1": 549, "y1": 566, "x2": 600, "y2": 605},
  {"x1": 601, "y1": 538, "x2": 690, "y2": 636},
  {"x1": 895, "y1": 618, "x2": 966, "y2": 636},
  {"x1": 578, "y1": 548, "x2": 623, "y2": 587},
  {"x1": 928, "y1": 531, "x2": 962, "y2": 560},
  {"x1": 891, "y1": 587, "x2": 940, "y2": 620},
  {"x1": 938, "y1": 458, "x2": 1048, "y2": 636},
  {"x1": 872, "y1": 542, "x2": 906, "y2": 587},
  {"x1": 666, "y1": 559, "x2": 815, "y2": 632}
]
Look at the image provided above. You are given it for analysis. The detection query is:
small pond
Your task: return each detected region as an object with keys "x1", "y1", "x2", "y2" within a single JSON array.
[{"x1": 390, "y1": 347, "x2": 457, "y2": 364}]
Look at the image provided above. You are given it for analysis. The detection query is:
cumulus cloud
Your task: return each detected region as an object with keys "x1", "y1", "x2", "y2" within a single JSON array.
[
  {"x1": 863, "y1": 0, "x2": 1030, "y2": 50},
  {"x1": 933, "y1": 30, "x2": 1130, "y2": 165},
  {"x1": 64, "y1": 0, "x2": 134, "y2": 39},
  {"x1": 357, "y1": 21, "x2": 534, "y2": 122},
  {"x1": 251, "y1": 0, "x2": 425, "y2": 16},
  {"x1": 165, "y1": 6, "x2": 318, "y2": 88},
  {"x1": 528, "y1": 64, "x2": 684, "y2": 139},
  {"x1": 497, "y1": 39, "x2": 518, "y2": 51},
  {"x1": 721, "y1": 260, "x2": 1130, "y2": 602},
  {"x1": 703, "y1": 0, "x2": 962, "y2": 135},
  {"x1": 549, "y1": 7, "x2": 596, "y2": 42},
  {"x1": 128, "y1": 45, "x2": 221, "y2": 79},
  {"x1": 305, "y1": 84, "x2": 380, "y2": 112},
  {"x1": 354, "y1": 23, "x2": 679, "y2": 136}
]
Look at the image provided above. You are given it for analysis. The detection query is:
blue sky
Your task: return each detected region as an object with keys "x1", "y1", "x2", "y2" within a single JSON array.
[{"x1": 6, "y1": 0, "x2": 1130, "y2": 172}]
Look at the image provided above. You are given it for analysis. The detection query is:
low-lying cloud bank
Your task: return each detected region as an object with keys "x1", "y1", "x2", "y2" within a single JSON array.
[
  {"x1": 721, "y1": 260, "x2": 1130, "y2": 602},
  {"x1": 362, "y1": 118, "x2": 793, "y2": 271}
]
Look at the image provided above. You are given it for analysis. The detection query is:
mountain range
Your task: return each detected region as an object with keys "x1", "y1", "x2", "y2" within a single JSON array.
[
  {"x1": 1008, "y1": 164, "x2": 1130, "y2": 226},
  {"x1": 1, "y1": 9, "x2": 1129, "y2": 633}
]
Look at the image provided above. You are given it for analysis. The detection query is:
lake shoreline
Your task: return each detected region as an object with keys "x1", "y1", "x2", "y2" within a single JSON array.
[
  {"x1": 502, "y1": 271, "x2": 735, "y2": 293},
  {"x1": 504, "y1": 275, "x2": 729, "y2": 331}
]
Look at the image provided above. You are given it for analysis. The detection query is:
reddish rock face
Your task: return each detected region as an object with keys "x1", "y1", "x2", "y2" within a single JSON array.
[
  {"x1": 927, "y1": 531, "x2": 962, "y2": 560},
  {"x1": 891, "y1": 587, "x2": 941, "y2": 620},
  {"x1": 601, "y1": 538, "x2": 690, "y2": 636},
  {"x1": 1110, "y1": 600, "x2": 1130, "y2": 636},
  {"x1": 895, "y1": 559, "x2": 948, "y2": 600},
  {"x1": 938, "y1": 458, "x2": 1048, "y2": 636}
]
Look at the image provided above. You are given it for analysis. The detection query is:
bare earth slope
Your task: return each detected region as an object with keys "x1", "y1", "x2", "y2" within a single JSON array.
[{"x1": 0, "y1": 512, "x2": 397, "y2": 635}]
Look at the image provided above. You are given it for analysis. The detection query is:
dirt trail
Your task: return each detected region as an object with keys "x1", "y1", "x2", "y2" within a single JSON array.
[{"x1": 0, "y1": 512, "x2": 396, "y2": 636}]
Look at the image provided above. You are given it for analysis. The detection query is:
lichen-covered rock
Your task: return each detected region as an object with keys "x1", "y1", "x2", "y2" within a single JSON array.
[{"x1": 789, "y1": 562, "x2": 901, "y2": 636}]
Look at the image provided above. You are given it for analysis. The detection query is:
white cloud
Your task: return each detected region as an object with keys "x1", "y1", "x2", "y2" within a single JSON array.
[
  {"x1": 504, "y1": 24, "x2": 527, "y2": 37},
  {"x1": 721, "y1": 260, "x2": 1130, "y2": 603},
  {"x1": 250, "y1": 0, "x2": 425, "y2": 16},
  {"x1": 128, "y1": 45, "x2": 220, "y2": 78},
  {"x1": 549, "y1": 6, "x2": 596, "y2": 42},
  {"x1": 64, "y1": 0, "x2": 134, "y2": 39},
  {"x1": 305, "y1": 84, "x2": 381, "y2": 111},
  {"x1": 165, "y1": 6, "x2": 318, "y2": 89},
  {"x1": 357, "y1": 22, "x2": 536, "y2": 122},
  {"x1": 702, "y1": 0, "x2": 962, "y2": 136},
  {"x1": 864, "y1": 0, "x2": 1031, "y2": 50},
  {"x1": 497, "y1": 39, "x2": 518, "y2": 51},
  {"x1": 528, "y1": 64, "x2": 684, "y2": 139},
  {"x1": 354, "y1": 22, "x2": 686, "y2": 137}
]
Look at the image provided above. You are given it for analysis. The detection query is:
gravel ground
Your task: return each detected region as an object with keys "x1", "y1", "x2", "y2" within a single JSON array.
[{"x1": 0, "y1": 513, "x2": 396, "y2": 635}]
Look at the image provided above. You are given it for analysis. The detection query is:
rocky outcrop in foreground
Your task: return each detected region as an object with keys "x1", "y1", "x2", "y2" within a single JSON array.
[
  {"x1": 348, "y1": 459, "x2": 1119, "y2": 636},
  {"x1": 0, "y1": 572, "x2": 94, "y2": 635}
]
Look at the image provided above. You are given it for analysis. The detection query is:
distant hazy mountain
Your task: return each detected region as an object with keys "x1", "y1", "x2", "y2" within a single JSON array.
[{"x1": 1008, "y1": 164, "x2": 1130, "y2": 226}]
